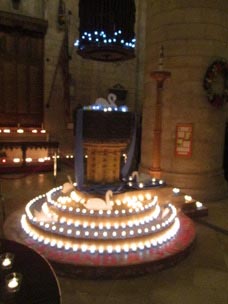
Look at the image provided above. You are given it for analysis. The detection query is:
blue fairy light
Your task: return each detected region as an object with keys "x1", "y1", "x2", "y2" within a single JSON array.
[
  {"x1": 119, "y1": 105, "x2": 128, "y2": 112},
  {"x1": 76, "y1": 29, "x2": 136, "y2": 51},
  {"x1": 83, "y1": 104, "x2": 129, "y2": 113}
]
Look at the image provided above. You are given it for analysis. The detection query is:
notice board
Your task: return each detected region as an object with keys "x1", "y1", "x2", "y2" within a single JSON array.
[{"x1": 175, "y1": 124, "x2": 193, "y2": 157}]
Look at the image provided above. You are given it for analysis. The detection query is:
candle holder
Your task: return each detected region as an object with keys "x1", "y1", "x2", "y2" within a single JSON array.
[
  {"x1": 0, "y1": 252, "x2": 14, "y2": 270},
  {"x1": 5, "y1": 272, "x2": 22, "y2": 293}
]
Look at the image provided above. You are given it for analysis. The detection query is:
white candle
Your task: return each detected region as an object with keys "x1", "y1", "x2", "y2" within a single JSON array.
[
  {"x1": 2, "y1": 257, "x2": 11, "y2": 267},
  {"x1": 184, "y1": 195, "x2": 192, "y2": 202},
  {"x1": 196, "y1": 201, "x2": 203, "y2": 209},
  {"x1": 54, "y1": 153, "x2": 57, "y2": 177},
  {"x1": 173, "y1": 187, "x2": 180, "y2": 194},
  {"x1": 0, "y1": 253, "x2": 14, "y2": 269},
  {"x1": 6, "y1": 272, "x2": 22, "y2": 293},
  {"x1": 8, "y1": 277, "x2": 19, "y2": 289}
]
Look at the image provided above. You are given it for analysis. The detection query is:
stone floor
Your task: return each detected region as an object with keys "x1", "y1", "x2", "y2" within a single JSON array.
[{"x1": 0, "y1": 164, "x2": 227, "y2": 304}]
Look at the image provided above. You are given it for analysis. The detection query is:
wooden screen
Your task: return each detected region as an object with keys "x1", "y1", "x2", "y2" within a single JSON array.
[{"x1": 0, "y1": 11, "x2": 47, "y2": 127}]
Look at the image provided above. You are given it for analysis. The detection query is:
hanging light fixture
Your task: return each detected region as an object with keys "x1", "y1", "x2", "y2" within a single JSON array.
[{"x1": 74, "y1": 0, "x2": 136, "y2": 62}]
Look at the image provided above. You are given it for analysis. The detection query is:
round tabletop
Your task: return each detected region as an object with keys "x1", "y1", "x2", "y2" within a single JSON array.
[{"x1": 0, "y1": 238, "x2": 61, "y2": 304}]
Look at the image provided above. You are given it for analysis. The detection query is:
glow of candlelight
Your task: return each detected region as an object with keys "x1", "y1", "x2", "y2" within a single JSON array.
[
  {"x1": 54, "y1": 153, "x2": 57, "y2": 177},
  {"x1": 2, "y1": 257, "x2": 11, "y2": 267},
  {"x1": 8, "y1": 277, "x2": 19, "y2": 289}
]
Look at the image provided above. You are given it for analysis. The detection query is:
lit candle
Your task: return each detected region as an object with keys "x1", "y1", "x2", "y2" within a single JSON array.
[
  {"x1": 152, "y1": 178, "x2": 156, "y2": 184},
  {"x1": 2, "y1": 257, "x2": 11, "y2": 268},
  {"x1": 53, "y1": 153, "x2": 57, "y2": 177},
  {"x1": 13, "y1": 158, "x2": 20, "y2": 163},
  {"x1": 196, "y1": 201, "x2": 203, "y2": 209},
  {"x1": 5, "y1": 272, "x2": 22, "y2": 293},
  {"x1": 0, "y1": 253, "x2": 14, "y2": 269},
  {"x1": 8, "y1": 277, "x2": 19, "y2": 289},
  {"x1": 172, "y1": 187, "x2": 180, "y2": 195},
  {"x1": 3, "y1": 129, "x2": 10, "y2": 133},
  {"x1": 184, "y1": 195, "x2": 192, "y2": 202},
  {"x1": 17, "y1": 128, "x2": 24, "y2": 134}
]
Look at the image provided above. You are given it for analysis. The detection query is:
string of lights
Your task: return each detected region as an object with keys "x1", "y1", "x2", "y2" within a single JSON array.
[{"x1": 75, "y1": 0, "x2": 136, "y2": 61}]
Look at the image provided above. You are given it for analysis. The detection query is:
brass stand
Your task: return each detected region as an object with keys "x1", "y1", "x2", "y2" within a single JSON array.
[{"x1": 150, "y1": 70, "x2": 171, "y2": 178}]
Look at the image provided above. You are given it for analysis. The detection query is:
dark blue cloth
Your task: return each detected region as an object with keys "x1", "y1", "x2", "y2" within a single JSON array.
[
  {"x1": 74, "y1": 109, "x2": 84, "y2": 189},
  {"x1": 121, "y1": 113, "x2": 137, "y2": 179}
]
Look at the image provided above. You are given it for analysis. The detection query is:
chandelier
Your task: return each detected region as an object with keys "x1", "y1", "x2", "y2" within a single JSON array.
[{"x1": 74, "y1": 0, "x2": 136, "y2": 62}]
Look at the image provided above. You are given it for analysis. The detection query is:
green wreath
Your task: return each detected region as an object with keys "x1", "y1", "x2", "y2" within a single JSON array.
[{"x1": 203, "y1": 59, "x2": 228, "y2": 107}]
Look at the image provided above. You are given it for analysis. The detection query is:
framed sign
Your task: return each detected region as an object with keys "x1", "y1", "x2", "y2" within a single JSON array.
[{"x1": 175, "y1": 124, "x2": 193, "y2": 157}]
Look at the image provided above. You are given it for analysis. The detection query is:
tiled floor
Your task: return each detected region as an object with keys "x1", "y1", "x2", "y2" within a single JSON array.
[{"x1": 0, "y1": 165, "x2": 227, "y2": 304}]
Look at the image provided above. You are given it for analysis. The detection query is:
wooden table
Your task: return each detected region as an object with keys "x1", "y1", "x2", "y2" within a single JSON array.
[{"x1": 0, "y1": 141, "x2": 59, "y2": 166}]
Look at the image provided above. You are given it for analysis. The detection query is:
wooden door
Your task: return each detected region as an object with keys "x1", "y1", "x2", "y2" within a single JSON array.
[{"x1": 0, "y1": 11, "x2": 47, "y2": 127}]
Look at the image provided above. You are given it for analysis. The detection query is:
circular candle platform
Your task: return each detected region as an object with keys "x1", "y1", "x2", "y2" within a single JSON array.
[{"x1": 4, "y1": 183, "x2": 196, "y2": 279}]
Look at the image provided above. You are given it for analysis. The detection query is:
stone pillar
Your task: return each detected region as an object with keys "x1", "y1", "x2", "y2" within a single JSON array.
[{"x1": 140, "y1": 0, "x2": 228, "y2": 201}]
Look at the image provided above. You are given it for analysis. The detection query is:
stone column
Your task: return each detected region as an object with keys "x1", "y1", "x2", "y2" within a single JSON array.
[{"x1": 140, "y1": 0, "x2": 228, "y2": 201}]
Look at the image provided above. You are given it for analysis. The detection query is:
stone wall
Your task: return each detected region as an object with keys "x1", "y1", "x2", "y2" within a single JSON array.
[
  {"x1": 141, "y1": 0, "x2": 228, "y2": 200},
  {"x1": 0, "y1": 0, "x2": 44, "y2": 17}
]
